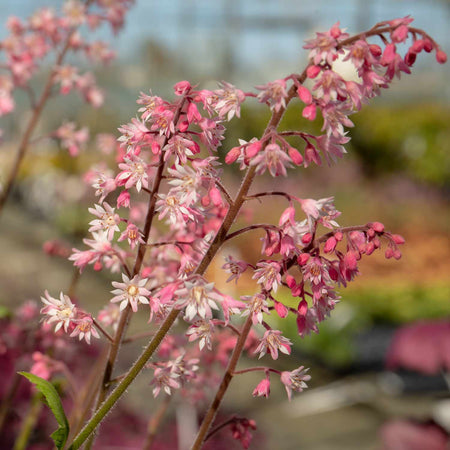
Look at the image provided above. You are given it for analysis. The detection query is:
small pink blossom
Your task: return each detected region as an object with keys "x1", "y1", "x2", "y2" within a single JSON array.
[
  {"x1": 70, "y1": 314, "x2": 100, "y2": 344},
  {"x1": 241, "y1": 293, "x2": 270, "y2": 325},
  {"x1": 150, "y1": 366, "x2": 181, "y2": 397},
  {"x1": 118, "y1": 223, "x2": 145, "y2": 249},
  {"x1": 110, "y1": 274, "x2": 151, "y2": 312},
  {"x1": 250, "y1": 143, "x2": 292, "y2": 177},
  {"x1": 116, "y1": 154, "x2": 150, "y2": 192},
  {"x1": 175, "y1": 280, "x2": 221, "y2": 321},
  {"x1": 280, "y1": 366, "x2": 311, "y2": 400},
  {"x1": 255, "y1": 329, "x2": 292, "y2": 360},
  {"x1": 252, "y1": 377, "x2": 270, "y2": 398},
  {"x1": 88, "y1": 202, "x2": 121, "y2": 240},
  {"x1": 222, "y1": 255, "x2": 249, "y2": 283},
  {"x1": 55, "y1": 122, "x2": 89, "y2": 156},
  {"x1": 213, "y1": 81, "x2": 246, "y2": 120},
  {"x1": 255, "y1": 79, "x2": 287, "y2": 112},
  {"x1": 252, "y1": 260, "x2": 282, "y2": 292},
  {"x1": 186, "y1": 319, "x2": 214, "y2": 351},
  {"x1": 40, "y1": 290, "x2": 77, "y2": 333}
]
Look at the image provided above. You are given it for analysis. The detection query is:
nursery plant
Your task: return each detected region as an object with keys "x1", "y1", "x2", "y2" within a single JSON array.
[{"x1": 0, "y1": 4, "x2": 447, "y2": 449}]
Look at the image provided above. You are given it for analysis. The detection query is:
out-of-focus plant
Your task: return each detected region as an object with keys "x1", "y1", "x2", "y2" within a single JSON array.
[{"x1": 0, "y1": 0, "x2": 135, "y2": 215}]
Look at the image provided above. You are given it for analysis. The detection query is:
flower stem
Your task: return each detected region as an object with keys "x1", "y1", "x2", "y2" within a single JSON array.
[
  {"x1": 141, "y1": 396, "x2": 171, "y2": 450},
  {"x1": 70, "y1": 71, "x2": 302, "y2": 449},
  {"x1": 190, "y1": 315, "x2": 253, "y2": 450},
  {"x1": 13, "y1": 393, "x2": 43, "y2": 450}
]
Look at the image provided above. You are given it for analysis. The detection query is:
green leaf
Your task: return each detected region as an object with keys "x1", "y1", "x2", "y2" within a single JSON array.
[{"x1": 19, "y1": 372, "x2": 70, "y2": 449}]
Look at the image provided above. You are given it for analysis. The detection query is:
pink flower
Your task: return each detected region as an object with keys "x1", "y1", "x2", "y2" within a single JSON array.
[
  {"x1": 118, "y1": 223, "x2": 145, "y2": 249},
  {"x1": 155, "y1": 193, "x2": 195, "y2": 227},
  {"x1": 250, "y1": 143, "x2": 292, "y2": 177},
  {"x1": 110, "y1": 274, "x2": 151, "y2": 312},
  {"x1": 40, "y1": 290, "x2": 77, "y2": 333},
  {"x1": 63, "y1": 0, "x2": 86, "y2": 26},
  {"x1": 137, "y1": 91, "x2": 163, "y2": 121},
  {"x1": 88, "y1": 202, "x2": 121, "y2": 240},
  {"x1": 53, "y1": 65, "x2": 78, "y2": 94},
  {"x1": 70, "y1": 314, "x2": 100, "y2": 344},
  {"x1": 252, "y1": 260, "x2": 282, "y2": 292},
  {"x1": 150, "y1": 366, "x2": 181, "y2": 397},
  {"x1": 163, "y1": 135, "x2": 195, "y2": 164},
  {"x1": 255, "y1": 79, "x2": 287, "y2": 112},
  {"x1": 186, "y1": 319, "x2": 214, "y2": 351},
  {"x1": 241, "y1": 293, "x2": 270, "y2": 325},
  {"x1": 222, "y1": 255, "x2": 249, "y2": 283},
  {"x1": 255, "y1": 329, "x2": 292, "y2": 360},
  {"x1": 116, "y1": 154, "x2": 150, "y2": 192},
  {"x1": 55, "y1": 122, "x2": 89, "y2": 156},
  {"x1": 98, "y1": 303, "x2": 121, "y2": 331},
  {"x1": 230, "y1": 418, "x2": 257, "y2": 450},
  {"x1": 303, "y1": 22, "x2": 348, "y2": 65},
  {"x1": 280, "y1": 366, "x2": 311, "y2": 400},
  {"x1": 213, "y1": 81, "x2": 246, "y2": 120},
  {"x1": 252, "y1": 377, "x2": 270, "y2": 398},
  {"x1": 175, "y1": 280, "x2": 221, "y2": 321}
]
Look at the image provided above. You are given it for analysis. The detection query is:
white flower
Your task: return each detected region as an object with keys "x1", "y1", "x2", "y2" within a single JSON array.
[
  {"x1": 40, "y1": 290, "x2": 76, "y2": 333},
  {"x1": 110, "y1": 274, "x2": 151, "y2": 312}
]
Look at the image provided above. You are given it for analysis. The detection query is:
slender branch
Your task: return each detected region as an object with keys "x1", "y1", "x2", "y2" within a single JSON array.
[
  {"x1": 224, "y1": 224, "x2": 281, "y2": 242},
  {"x1": 0, "y1": 373, "x2": 21, "y2": 433},
  {"x1": 214, "y1": 180, "x2": 234, "y2": 206},
  {"x1": 204, "y1": 416, "x2": 237, "y2": 442},
  {"x1": 211, "y1": 320, "x2": 241, "y2": 336},
  {"x1": 141, "y1": 396, "x2": 171, "y2": 450},
  {"x1": 316, "y1": 224, "x2": 369, "y2": 244},
  {"x1": 69, "y1": 59, "x2": 303, "y2": 450},
  {"x1": 245, "y1": 191, "x2": 294, "y2": 202},
  {"x1": 190, "y1": 315, "x2": 254, "y2": 449},
  {"x1": 92, "y1": 318, "x2": 114, "y2": 343},
  {"x1": 13, "y1": 393, "x2": 43, "y2": 450},
  {"x1": 123, "y1": 330, "x2": 155, "y2": 344},
  {"x1": 233, "y1": 367, "x2": 281, "y2": 376}
]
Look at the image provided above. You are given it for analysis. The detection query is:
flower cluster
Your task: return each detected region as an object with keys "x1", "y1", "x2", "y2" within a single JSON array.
[
  {"x1": 0, "y1": 0, "x2": 134, "y2": 148},
  {"x1": 26, "y1": 15, "x2": 447, "y2": 450}
]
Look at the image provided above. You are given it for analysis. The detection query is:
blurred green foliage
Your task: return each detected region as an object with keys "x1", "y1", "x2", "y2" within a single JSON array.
[{"x1": 225, "y1": 101, "x2": 450, "y2": 187}]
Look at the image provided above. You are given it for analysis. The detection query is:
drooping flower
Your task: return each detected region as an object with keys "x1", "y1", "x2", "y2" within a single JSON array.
[
  {"x1": 252, "y1": 260, "x2": 282, "y2": 292},
  {"x1": 70, "y1": 314, "x2": 100, "y2": 344},
  {"x1": 280, "y1": 366, "x2": 311, "y2": 400},
  {"x1": 252, "y1": 377, "x2": 271, "y2": 398},
  {"x1": 186, "y1": 319, "x2": 215, "y2": 351},
  {"x1": 213, "y1": 81, "x2": 246, "y2": 120},
  {"x1": 254, "y1": 329, "x2": 292, "y2": 360},
  {"x1": 255, "y1": 79, "x2": 287, "y2": 112},
  {"x1": 250, "y1": 143, "x2": 293, "y2": 177},
  {"x1": 110, "y1": 274, "x2": 151, "y2": 312}
]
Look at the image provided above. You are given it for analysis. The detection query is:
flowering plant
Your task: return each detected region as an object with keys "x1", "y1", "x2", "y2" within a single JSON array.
[{"x1": 1, "y1": 10, "x2": 447, "y2": 450}]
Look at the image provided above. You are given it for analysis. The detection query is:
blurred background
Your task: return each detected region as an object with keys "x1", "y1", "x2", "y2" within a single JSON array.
[{"x1": 0, "y1": 1, "x2": 449, "y2": 449}]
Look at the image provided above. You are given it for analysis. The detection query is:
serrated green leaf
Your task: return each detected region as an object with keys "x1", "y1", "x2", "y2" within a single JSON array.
[{"x1": 19, "y1": 371, "x2": 69, "y2": 449}]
